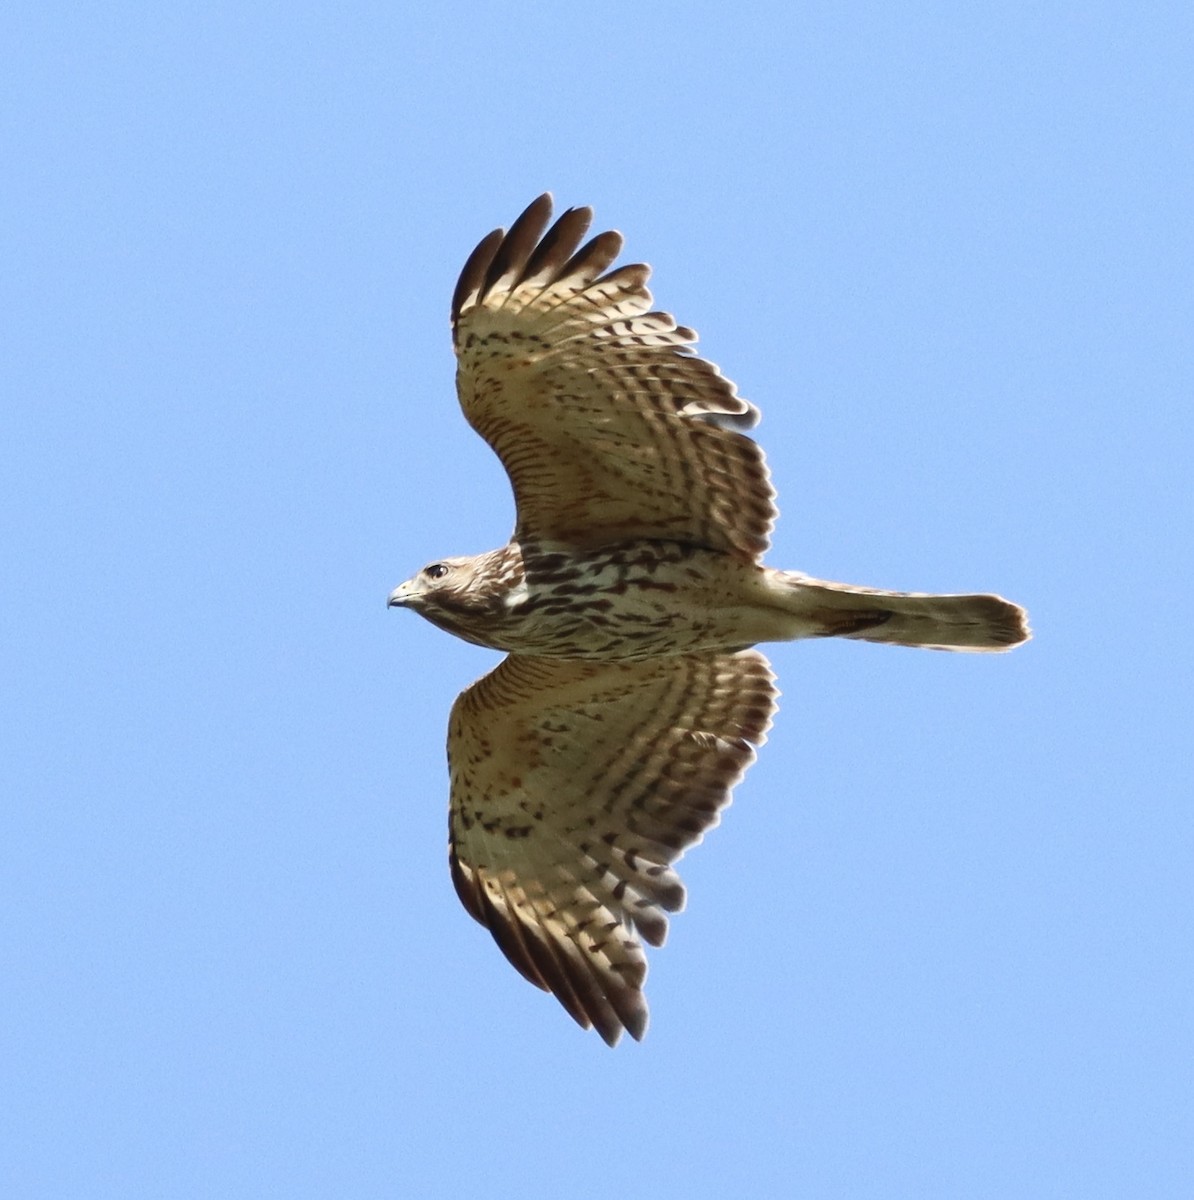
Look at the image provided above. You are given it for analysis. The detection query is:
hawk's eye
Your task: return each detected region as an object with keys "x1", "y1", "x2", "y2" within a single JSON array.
[{"x1": 424, "y1": 563, "x2": 450, "y2": 580}]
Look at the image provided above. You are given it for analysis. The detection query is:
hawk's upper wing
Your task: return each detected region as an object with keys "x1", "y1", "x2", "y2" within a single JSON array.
[
  {"x1": 452, "y1": 195, "x2": 776, "y2": 562},
  {"x1": 446, "y1": 650, "x2": 777, "y2": 1045}
]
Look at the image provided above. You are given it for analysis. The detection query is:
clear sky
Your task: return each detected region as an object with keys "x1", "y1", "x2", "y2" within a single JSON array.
[{"x1": 3, "y1": 3, "x2": 1191, "y2": 1197}]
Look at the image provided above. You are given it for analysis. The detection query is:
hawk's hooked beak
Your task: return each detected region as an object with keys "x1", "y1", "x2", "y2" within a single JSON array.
[{"x1": 387, "y1": 580, "x2": 417, "y2": 608}]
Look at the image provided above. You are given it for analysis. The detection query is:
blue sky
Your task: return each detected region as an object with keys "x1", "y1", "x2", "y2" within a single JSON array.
[{"x1": 3, "y1": 3, "x2": 1191, "y2": 1197}]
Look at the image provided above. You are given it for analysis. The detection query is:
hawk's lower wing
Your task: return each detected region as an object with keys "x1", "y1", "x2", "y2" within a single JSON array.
[{"x1": 446, "y1": 650, "x2": 777, "y2": 1045}]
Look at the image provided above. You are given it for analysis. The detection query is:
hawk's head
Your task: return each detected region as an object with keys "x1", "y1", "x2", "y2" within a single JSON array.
[{"x1": 387, "y1": 548, "x2": 523, "y2": 648}]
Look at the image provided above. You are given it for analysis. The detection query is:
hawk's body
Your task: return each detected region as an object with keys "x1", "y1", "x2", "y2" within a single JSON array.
[
  {"x1": 397, "y1": 537, "x2": 1026, "y2": 661},
  {"x1": 389, "y1": 195, "x2": 1029, "y2": 1045}
]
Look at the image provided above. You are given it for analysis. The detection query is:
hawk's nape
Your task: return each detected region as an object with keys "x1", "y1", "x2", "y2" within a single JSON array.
[{"x1": 446, "y1": 651, "x2": 777, "y2": 1046}]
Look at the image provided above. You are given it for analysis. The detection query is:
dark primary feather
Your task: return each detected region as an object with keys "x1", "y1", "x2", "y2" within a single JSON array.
[
  {"x1": 481, "y1": 193, "x2": 555, "y2": 302},
  {"x1": 452, "y1": 193, "x2": 611, "y2": 326},
  {"x1": 521, "y1": 204, "x2": 594, "y2": 289}
]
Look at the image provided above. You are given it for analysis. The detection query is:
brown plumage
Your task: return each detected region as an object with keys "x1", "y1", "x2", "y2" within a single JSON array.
[{"x1": 388, "y1": 195, "x2": 1029, "y2": 1045}]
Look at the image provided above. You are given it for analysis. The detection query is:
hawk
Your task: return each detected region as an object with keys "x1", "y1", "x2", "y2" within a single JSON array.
[{"x1": 388, "y1": 195, "x2": 1029, "y2": 1045}]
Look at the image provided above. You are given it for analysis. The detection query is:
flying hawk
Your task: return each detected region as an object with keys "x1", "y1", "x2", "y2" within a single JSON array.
[{"x1": 388, "y1": 195, "x2": 1029, "y2": 1044}]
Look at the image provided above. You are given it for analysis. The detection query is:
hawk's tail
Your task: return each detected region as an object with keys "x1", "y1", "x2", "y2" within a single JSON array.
[{"x1": 773, "y1": 572, "x2": 1030, "y2": 652}]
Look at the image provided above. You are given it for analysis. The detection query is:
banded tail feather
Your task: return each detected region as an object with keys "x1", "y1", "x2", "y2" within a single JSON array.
[{"x1": 776, "y1": 573, "x2": 1030, "y2": 652}]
